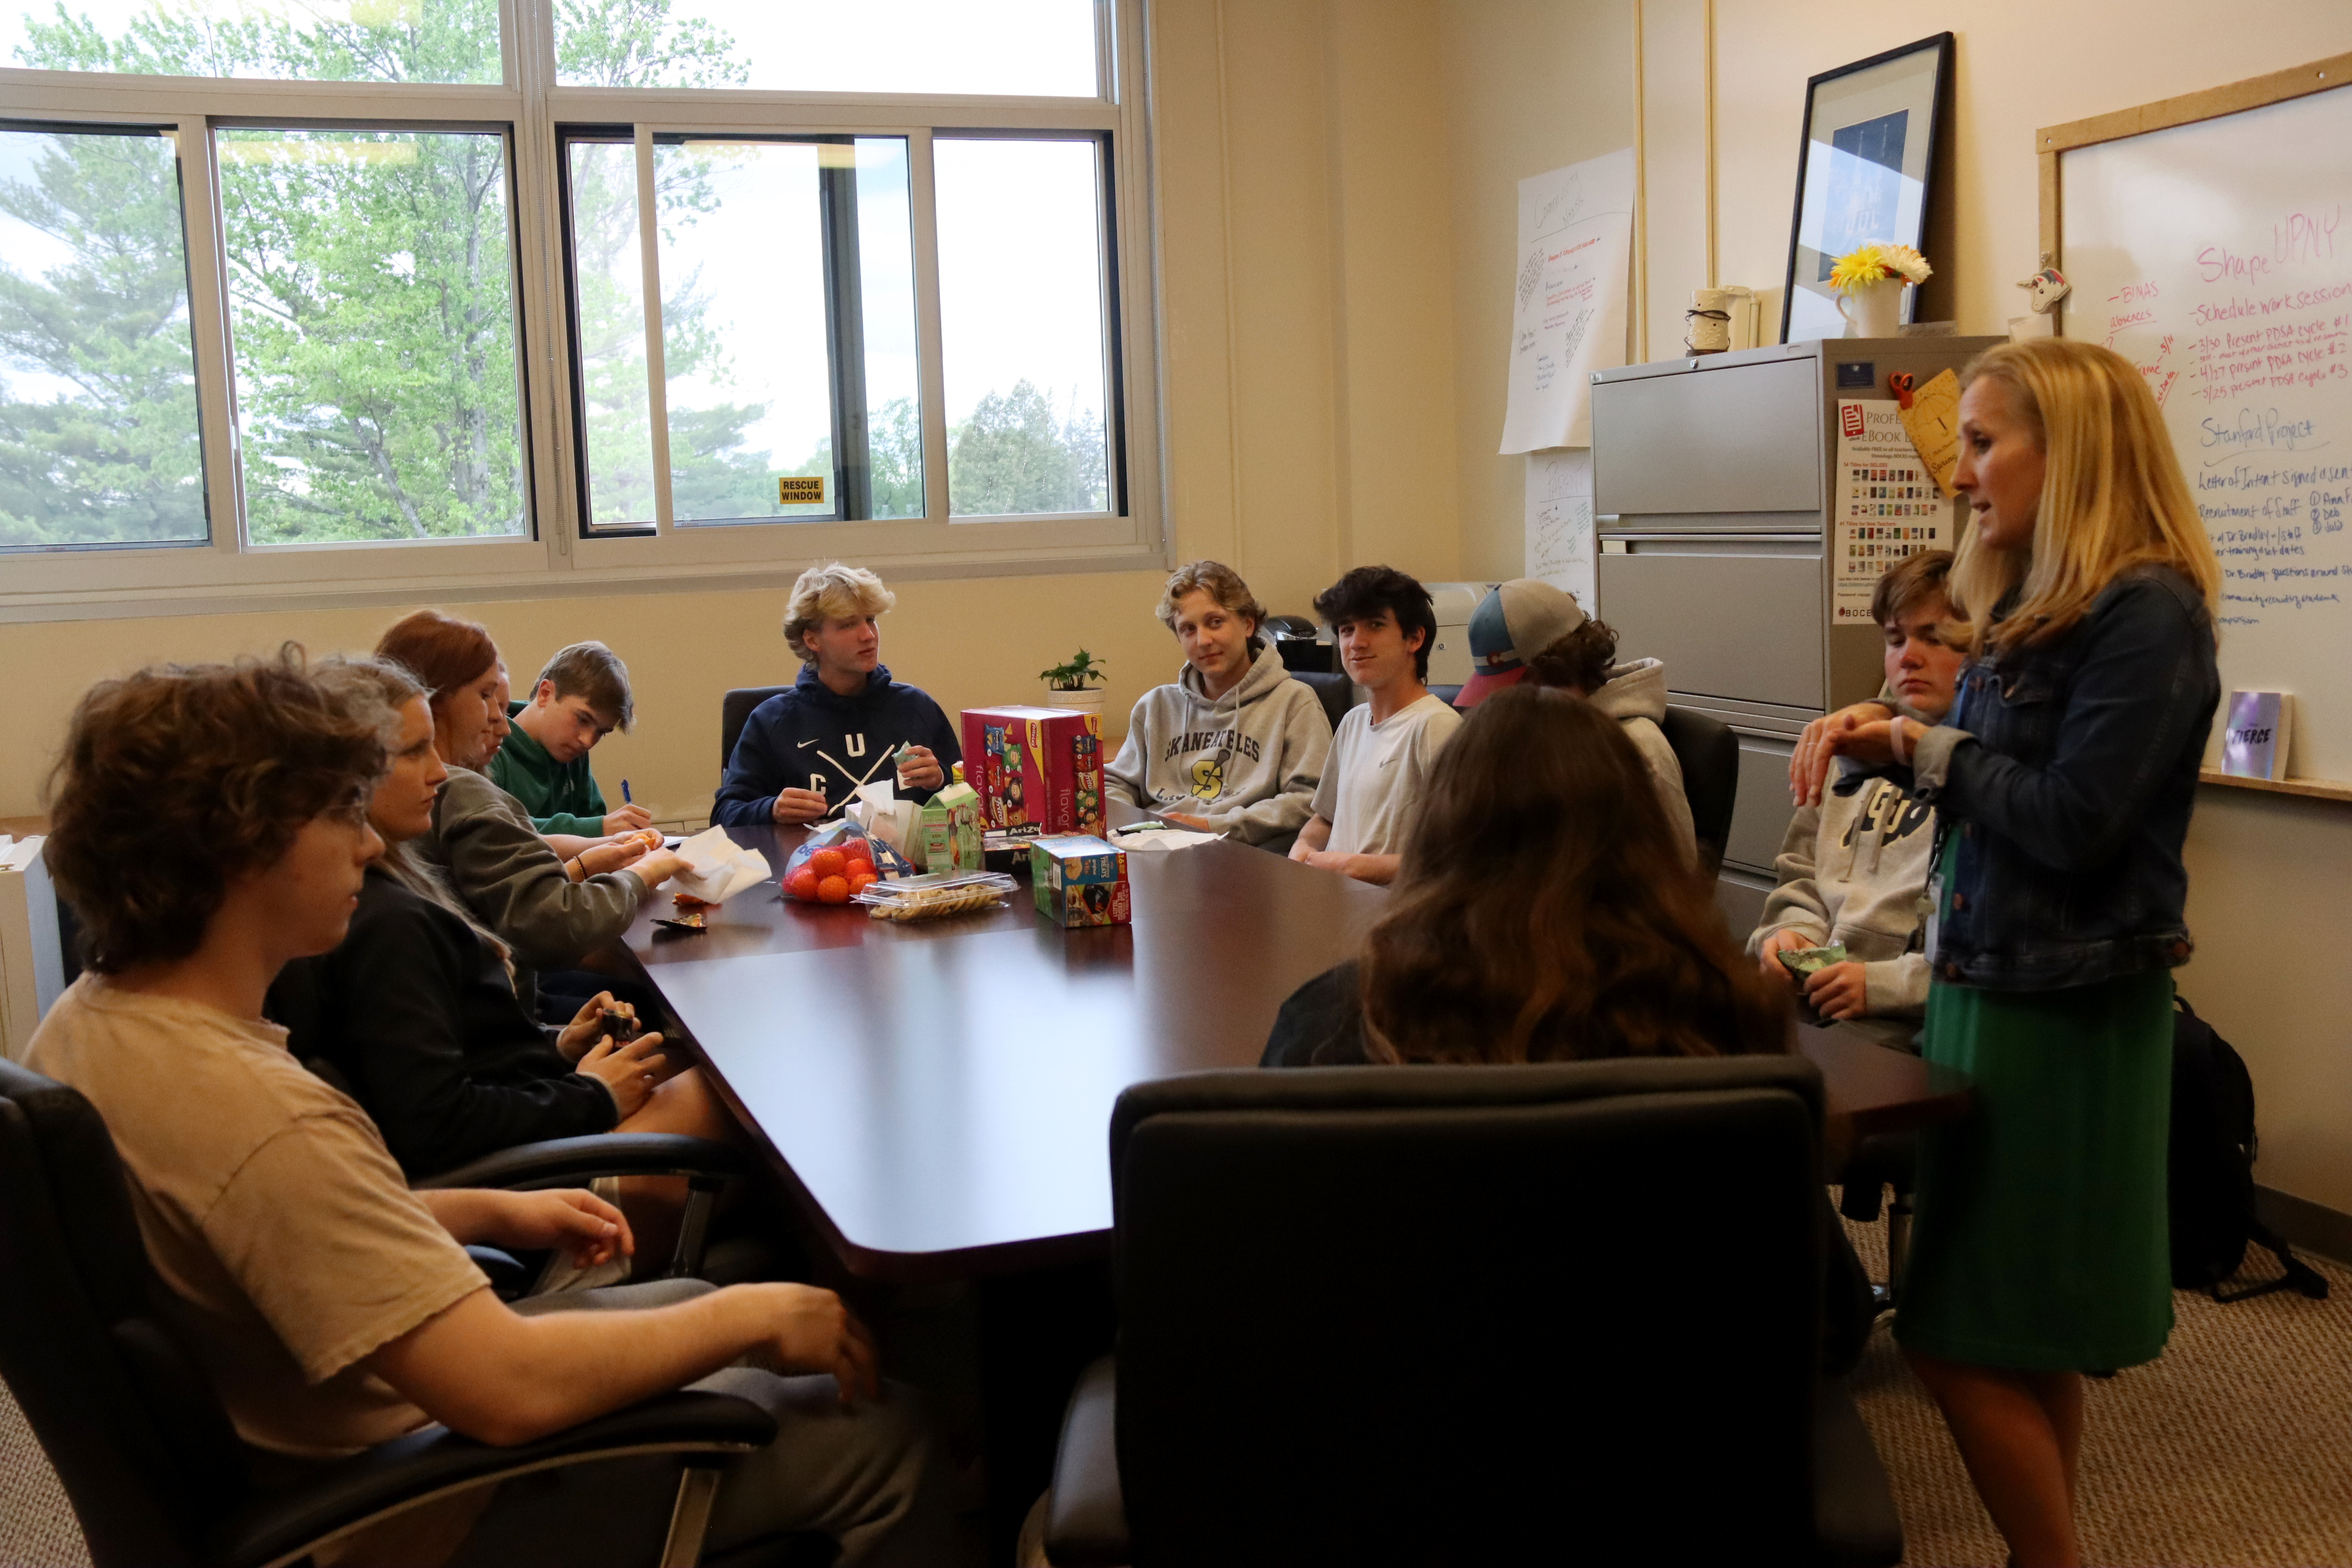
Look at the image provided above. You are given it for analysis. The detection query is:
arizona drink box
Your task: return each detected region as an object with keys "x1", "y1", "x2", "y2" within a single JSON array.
[{"x1": 958, "y1": 706, "x2": 1106, "y2": 838}]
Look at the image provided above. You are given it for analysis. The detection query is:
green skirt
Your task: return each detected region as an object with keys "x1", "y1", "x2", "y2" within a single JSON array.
[{"x1": 1893, "y1": 967, "x2": 2177, "y2": 1372}]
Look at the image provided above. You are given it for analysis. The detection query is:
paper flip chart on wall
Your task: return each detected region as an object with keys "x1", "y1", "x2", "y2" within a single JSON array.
[
  {"x1": 1525, "y1": 448, "x2": 1597, "y2": 609},
  {"x1": 1499, "y1": 149, "x2": 1635, "y2": 454}
]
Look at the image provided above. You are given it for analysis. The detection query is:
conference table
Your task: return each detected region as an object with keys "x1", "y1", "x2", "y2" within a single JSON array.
[{"x1": 613, "y1": 814, "x2": 1973, "y2": 1285}]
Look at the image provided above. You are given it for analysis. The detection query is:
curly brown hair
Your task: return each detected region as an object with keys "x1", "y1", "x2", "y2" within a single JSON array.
[
  {"x1": 1359, "y1": 685, "x2": 1788, "y2": 1065},
  {"x1": 44, "y1": 648, "x2": 390, "y2": 974},
  {"x1": 1524, "y1": 617, "x2": 1621, "y2": 696}
]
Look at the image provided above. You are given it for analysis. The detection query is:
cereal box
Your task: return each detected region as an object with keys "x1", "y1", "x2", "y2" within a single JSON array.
[
  {"x1": 1029, "y1": 834, "x2": 1131, "y2": 927},
  {"x1": 960, "y1": 707, "x2": 1107, "y2": 839},
  {"x1": 917, "y1": 781, "x2": 983, "y2": 871}
]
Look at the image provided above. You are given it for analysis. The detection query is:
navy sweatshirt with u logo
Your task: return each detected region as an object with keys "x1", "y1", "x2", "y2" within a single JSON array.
[{"x1": 710, "y1": 662, "x2": 963, "y2": 826}]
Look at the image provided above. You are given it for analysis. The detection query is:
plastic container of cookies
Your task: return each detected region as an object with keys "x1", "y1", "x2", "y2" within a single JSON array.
[{"x1": 853, "y1": 869, "x2": 1018, "y2": 922}]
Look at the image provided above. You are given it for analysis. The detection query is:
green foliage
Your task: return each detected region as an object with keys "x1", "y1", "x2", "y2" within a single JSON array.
[
  {"x1": 0, "y1": 130, "x2": 204, "y2": 547},
  {"x1": 2, "y1": 0, "x2": 773, "y2": 546},
  {"x1": 1039, "y1": 648, "x2": 1108, "y2": 690},
  {"x1": 949, "y1": 379, "x2": 1106, "y2": 517}
]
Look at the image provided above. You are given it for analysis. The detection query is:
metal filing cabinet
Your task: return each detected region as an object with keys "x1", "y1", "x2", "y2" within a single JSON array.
[{"x1": 1590, "y1": 336, "x2": 2001, "y2": 930}]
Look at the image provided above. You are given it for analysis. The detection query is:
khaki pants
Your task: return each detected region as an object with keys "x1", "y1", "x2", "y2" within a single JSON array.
[{"x1": 439, "y1": 1279, "x2": 958, "y2": 1567}]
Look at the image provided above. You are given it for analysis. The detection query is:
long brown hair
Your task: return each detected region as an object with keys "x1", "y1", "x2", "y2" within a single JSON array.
[
  {"x1": 1359, "y1": 686, "x2": 1789, "y2": 1064},
  {"x1": 1951, "y1": 338, "x2": 2220, "y2": 657}
]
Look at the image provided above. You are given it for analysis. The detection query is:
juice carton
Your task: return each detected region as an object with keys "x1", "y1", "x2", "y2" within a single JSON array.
[
  {"x1": 960, "y1": 706, "x2": 1107, "y2": 838},
  {"x1": 1029, "y1": 834, "x2": 1131, "y2": 927},
  {"x1": 918, "y1": 781, "x2": 983, "y2": 871}
]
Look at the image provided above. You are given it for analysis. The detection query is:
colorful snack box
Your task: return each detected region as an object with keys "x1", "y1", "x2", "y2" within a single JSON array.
[
  {"x1": 1029, "y1": 834, "x2": 1131, "y2": 928},
  {"x1": 917, "y1": 781, "x2": 983, "y2": 872},
  {"x1": 960, "y1": 706, "x2": 1107, "y2": 839}
]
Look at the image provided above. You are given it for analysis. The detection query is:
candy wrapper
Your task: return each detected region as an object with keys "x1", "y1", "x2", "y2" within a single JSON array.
[
  {"x1": 664, "y1": 826, "x2": 771, "y2": 904},
  {"x1": 1774, "y1": 943, "x2": 1847, "y2": 979},
  {"x1": 781, "y1": 819, "x2": 916, "y2": 904}
]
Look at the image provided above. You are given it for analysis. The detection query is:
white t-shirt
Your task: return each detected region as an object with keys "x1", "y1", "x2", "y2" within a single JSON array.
[{"x1": 1308, "y1": 692, "x2": 1462, "y2": 857}]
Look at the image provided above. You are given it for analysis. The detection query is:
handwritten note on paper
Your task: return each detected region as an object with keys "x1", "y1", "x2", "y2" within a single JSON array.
[
  {"x1": 2059, "y1": 82, "x2": 2352, "y2": 775},
  {"x1": 1526, "y1": 448, "x2": 1597, "y2": 608},
  {"x1": 1500, "y1": 149, "x2": 1636, "y2": 454},
  {"x1": 1895, "y1": 368, "x2": 1962, "y2": 497}
]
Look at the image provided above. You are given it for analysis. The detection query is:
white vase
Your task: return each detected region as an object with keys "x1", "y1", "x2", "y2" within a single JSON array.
[
  {"x1": 1044, "y1": 688, "x2": 1104, "y2": 717},
  {"x1": 1837, "y1": 278, "x2": 1905, "y2": 339}
]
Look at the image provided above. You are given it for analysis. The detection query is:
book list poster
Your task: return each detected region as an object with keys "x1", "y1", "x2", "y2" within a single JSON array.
[{"x1": 1833, "y1": 397, "x2": 1956, "y2": 623}]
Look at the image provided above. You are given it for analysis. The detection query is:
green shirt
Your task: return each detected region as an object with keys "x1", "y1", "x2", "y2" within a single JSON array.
[{"x1": 487, "y1": 701, "x2": 610, "y2": 836}]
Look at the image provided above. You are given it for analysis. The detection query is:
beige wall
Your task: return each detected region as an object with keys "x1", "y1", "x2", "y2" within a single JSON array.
[
  {"x1": 15, "y1": 0, "x2": 2350, "y2": 1212},
  {"x1": 0, "y1": 0, "x2": 1461, "y2": 827},
  {"x1": 1438, "y1": 0, "x2": 2352, "y2": 1210}
]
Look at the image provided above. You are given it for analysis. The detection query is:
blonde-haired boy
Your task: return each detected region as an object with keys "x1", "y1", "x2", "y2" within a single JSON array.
[{"x1": 712, "y1": 563, "x2": 962, "y2": 826}]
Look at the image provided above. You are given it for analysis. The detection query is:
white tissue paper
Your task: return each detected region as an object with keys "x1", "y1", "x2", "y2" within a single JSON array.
[
  {"x1": 664, "y1": 826, "x2": 771, "y2": 904},
  {"x1": 1112, "y1": 826, "x2": 1221, "y2": 852},
  {"x1": 847, "y1": 780, "x2": 920, "y2": 859}
]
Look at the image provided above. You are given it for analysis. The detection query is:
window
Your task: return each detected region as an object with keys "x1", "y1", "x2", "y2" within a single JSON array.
[
  {"x1": 553, "y1": 0, "x2": 1098, "y2": 98},
  {"x1": 0, "y1": 0, "x2": 1160, "y2": 612},
  {"x1": 565, "y1": 133, "x2": 922, "y2": 530},
  {"x1": 1, "y1": 0, "x2": 501, "y2": 85},
  {"x1": 218, "y1": 128, "x2": 526, "y2": 544},
  {"x1": 935, "y1": 136, "x2": 1114, "y2": 518},
  {"x1": 0, "y1": 124, "x2": 205, "y2": 548}
]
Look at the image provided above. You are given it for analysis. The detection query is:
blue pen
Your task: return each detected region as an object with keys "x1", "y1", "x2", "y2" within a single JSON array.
[{"x1": 621, "y1": 779, "x2": 633, "y2": 804}]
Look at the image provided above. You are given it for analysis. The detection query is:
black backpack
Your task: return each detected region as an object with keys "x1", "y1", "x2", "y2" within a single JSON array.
[{"x1": 2169, "y1": 993, "x2": 2328, "y2": 1303}]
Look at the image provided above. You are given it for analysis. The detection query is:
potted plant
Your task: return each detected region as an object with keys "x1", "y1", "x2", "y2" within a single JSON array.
[
  {"x1": 1829, "y1": 241, "x2": 1931, "y2": 338},
  {"x1": 1040, "y1": 648, "x2": 1109, "y2": 716}
]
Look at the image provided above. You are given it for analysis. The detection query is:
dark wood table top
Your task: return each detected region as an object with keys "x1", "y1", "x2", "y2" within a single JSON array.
[{"x1": 618, "y1": 818, "x2": 1969, "y2": 1280}]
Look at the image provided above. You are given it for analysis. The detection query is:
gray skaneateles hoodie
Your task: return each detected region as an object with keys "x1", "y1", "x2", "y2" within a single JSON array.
[
  {"x1": 1745, "y1": 766, "x2": 1936, "y2": 1052},
  {"x1": 1585, "y1": 657, "x2": 1698, "y2": 865},
  {"x1": 1106, "y1": 642, "x2": 1332, "y2": 845}
]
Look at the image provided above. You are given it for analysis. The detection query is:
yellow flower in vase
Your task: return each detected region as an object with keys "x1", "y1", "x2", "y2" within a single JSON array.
[{"x1": 1830, "y1": 241, "x2": 1934, "y2": 294}]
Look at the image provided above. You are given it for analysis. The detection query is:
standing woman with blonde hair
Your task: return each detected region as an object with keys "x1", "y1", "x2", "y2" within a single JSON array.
[{"x1": 1797, "y1": 338, "x2": 2221, "y2": 1566}]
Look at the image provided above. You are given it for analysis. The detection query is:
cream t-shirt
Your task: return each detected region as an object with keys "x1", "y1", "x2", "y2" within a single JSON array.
[
  {"x1": 26, "y1": 977, "x2": 487, "y2": 1459},
  {"x1": 1308, "y1": 692, "x2": 1463, "y2": 857}
]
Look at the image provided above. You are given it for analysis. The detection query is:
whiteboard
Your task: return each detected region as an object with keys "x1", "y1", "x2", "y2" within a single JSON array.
[{"x1": 2060, "y1": 82, "x2": 2352, "y2": 778}]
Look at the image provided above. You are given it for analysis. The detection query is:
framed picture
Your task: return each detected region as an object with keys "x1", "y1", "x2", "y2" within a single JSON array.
[{"x1": 1780, "y1": 33, "x2": 1954, "y2": 343}]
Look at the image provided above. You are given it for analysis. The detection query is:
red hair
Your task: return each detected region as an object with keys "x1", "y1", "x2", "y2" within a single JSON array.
[{"x1": 374, "y1": 609, "x2": 498, "y2": 726}]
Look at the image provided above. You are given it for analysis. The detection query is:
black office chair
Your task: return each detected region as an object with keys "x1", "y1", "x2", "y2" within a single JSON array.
[
  {"x1": 720, "y1": 686, "x2": 791, "y2": 771},
  {"x1": 1289, "y1": 670, "x2": 1352, "y2": 733},
  {"x1": 0, "y1": 1058, "x2": 778, "y2": 1568},
  {"x1": 1043, "y1": 1057, "x2": 1903, "y2": 1567},
  {"x1": 1427, "y1": 681, "x2": 1463, "y2": 708},
  {"x1": 1660, "y1": 704, "x2": 1740, "y2": 875}
]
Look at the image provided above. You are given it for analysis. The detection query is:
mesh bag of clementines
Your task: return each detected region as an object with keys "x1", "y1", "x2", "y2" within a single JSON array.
[{"x1": 779, "y1": 821, "x2": 916, "y2": 904}]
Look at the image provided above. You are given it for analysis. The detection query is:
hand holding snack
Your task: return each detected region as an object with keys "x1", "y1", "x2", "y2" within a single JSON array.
[
  {"x1": 1804, "y1": 960, "x2": 1871, "y2": 1021},
  {"x1": 895, "y1": 743, "x2": 945, "y2": 793},
  {"x1": 556, "y1": 990, "x2": 633, "y2": 1061},
  {"x1": 577, "y1": 1030, "x2": 668, "y2": 1118},
  {"x1": 1755, "y1": 926, "x2": 1825, "y2": 983}
]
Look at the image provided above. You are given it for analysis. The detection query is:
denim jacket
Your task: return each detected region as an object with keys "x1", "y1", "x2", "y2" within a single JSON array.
[{"x1": 1837, "y1": 564, "x2": 2218, "y2": 992}]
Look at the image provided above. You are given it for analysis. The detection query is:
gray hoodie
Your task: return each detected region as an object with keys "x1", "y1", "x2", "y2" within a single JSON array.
[
  {"x1": 1106, "y1": 643, "x2": 1332, "y2": 845},
  {"x1": 421, "y1": 767, "x2": 648, "y2": 1013},
  {"x1": 1746, "y1": 767, "x2": 1936, "y2": 1051},
  {"x1": 1585, "y1": 657, "x2": 1698, "y2": 865}
]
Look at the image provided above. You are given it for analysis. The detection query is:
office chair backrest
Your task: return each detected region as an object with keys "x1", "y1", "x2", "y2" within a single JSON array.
[
  {"x1": 1108, "y1": 1056, "x2": 1825, "y2": 1566},
  {"x1": 719, "y1": 686, "x2": 791, "y2": 771},
  {"x1": 1288, "y1": 671, "x2": 1352, "y2": 734},
  {"x1": 1426, "y1": 682, "x2": 1463, "y2": 708},
  {"x1": 1659, "y1": 705, "x2": 1739, "y2": 874},
  {"x1": 0, "y1": 1059, "x2": 249, "y2": 1568}
]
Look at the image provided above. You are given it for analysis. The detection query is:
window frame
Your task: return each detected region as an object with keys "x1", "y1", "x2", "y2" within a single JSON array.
[{"x1": 0, "y1": 0, "x2": 1166, "y2": 621}]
